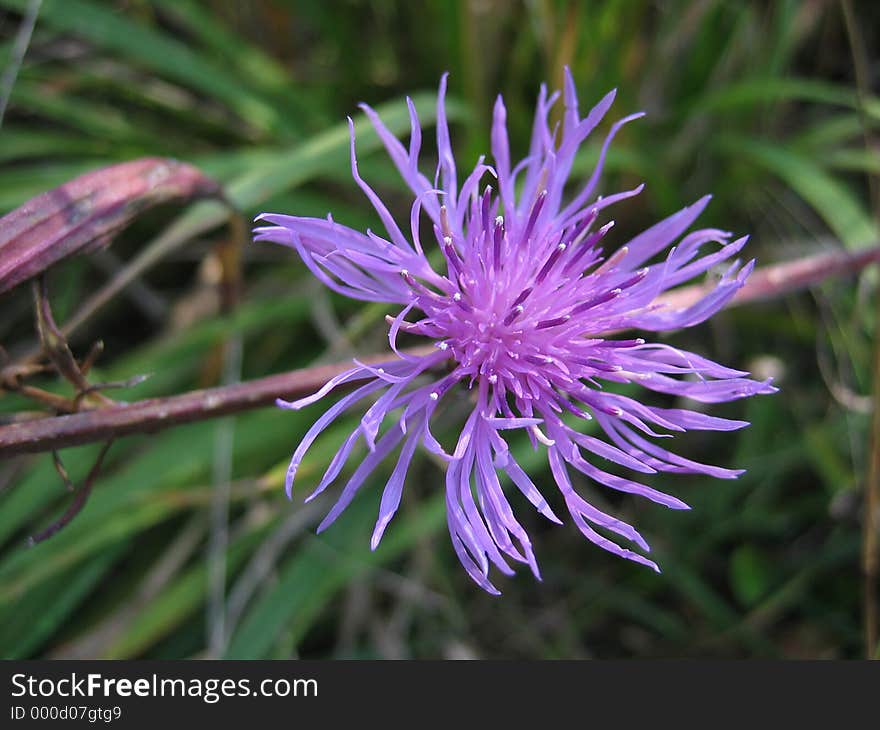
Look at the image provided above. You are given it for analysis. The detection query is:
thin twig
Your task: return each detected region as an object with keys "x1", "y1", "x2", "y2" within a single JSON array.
[
  {"x1": 841, "y1": 0, "x2": 880, "y2": 659},
  {"x1": 207, "y1": 335, "x2": 242, "y2": 658},
  {"x1": 0, "y1": 349, "x2": 413, "y2": 458},
  {"x1": 1, "y1": 245, "x2": 879, "y2": 460},
  {"x1": 28, "y1": 439, "x2": 114, "y2": 544},
  {"x1": 206, "y1": 225, "x2": 245, "y2": 658}
]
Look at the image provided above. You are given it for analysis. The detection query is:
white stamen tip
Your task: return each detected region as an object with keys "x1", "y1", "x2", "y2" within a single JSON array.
[
  {"x1": 377, "y1": 368, "x2": 384, "y2": 374},
  {"x1": 495, "y1": 215, "x2": 504, "y2": 226},
  {"x1": 400, "y1": 269, "x2": 409, "y2": 277},
  {"x1": 429, "y1": 392, "x2": 439, "y2": 401},
  {"x1": 488, "y1": 374, "x2": 498, "y2": 384},
  {"x1": 558, "y1": 242, "x2": 567, "y2": 251},
  {"x1": 437, "y1": 341, "x2": 449, "y2": 350},
  {"x1": 453, "y1": 292, "x2": 462, "y2": 301},
  {"x1": 443, "y1": 236, "x2": 452, "y2": 245},
  {"x1": 530, "y1": 424, "x2": 556, "y2": 447}
]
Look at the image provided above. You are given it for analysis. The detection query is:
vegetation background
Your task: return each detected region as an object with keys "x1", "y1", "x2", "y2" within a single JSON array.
[{"x1": 0, "y1": 0, "x2": 878, "y2": 659}]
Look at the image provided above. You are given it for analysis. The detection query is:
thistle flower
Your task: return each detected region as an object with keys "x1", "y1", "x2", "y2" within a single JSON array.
[{"x1": 255, "y1": 70, "x2": 776, "y2": 594}]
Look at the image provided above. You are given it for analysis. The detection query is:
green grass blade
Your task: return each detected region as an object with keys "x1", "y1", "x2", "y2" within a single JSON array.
[{"x1": 722, "y1": 136, "x2": 878, "y2": 249}]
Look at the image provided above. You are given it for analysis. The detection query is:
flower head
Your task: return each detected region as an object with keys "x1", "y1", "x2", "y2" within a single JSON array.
[{"x1": 255, "y1": 70, "x2": 776, "y2": 593}]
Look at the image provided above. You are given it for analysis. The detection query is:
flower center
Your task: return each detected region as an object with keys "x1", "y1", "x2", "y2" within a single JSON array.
[{"x1": 402, "y1": 193, "x2": 633, "y2": 396}]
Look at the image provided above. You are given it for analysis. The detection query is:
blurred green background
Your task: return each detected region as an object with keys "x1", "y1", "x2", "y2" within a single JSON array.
[{"x1": 0, "y1": 0, "x2": 877, "y2": 659}]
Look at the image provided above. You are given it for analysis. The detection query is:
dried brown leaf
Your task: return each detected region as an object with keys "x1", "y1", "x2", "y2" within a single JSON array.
[{"x1": 0, "y1": 158, "x2": 222, "y2": 295}]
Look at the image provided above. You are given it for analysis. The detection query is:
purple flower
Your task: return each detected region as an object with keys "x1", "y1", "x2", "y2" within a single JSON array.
[{"x1": 255, "y1": 70, "x2": 776, "y2": 594}]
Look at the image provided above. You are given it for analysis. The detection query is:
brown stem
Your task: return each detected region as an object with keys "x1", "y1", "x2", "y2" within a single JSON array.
[
  {"x1": 0, "y1": 350, "x2": 422, "y2": 458},
  {"x1": 28, "y1": 439, "x2": 114, "y2": 544},
  {"x1": 1, "y1": 245, "x2": 879, "y2": 460},
  {"x1": 658, "y1": 245, "x2": 880, "y2": 311},
  {"x1": 32, "y1": 274, "x2": 115, "y2": 409},
  {"x1": 841, "y1": 0, "x2": 879, "y2": 660}
]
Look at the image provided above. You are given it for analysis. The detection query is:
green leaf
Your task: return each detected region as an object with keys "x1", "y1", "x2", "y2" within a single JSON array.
[
  {"x1": 223, "y1": 92, "x2": 465, "y2": 212},
  {"x1": 693, "y1": 77, "x2": 880, "y2": 119},
  {"x1": 7, "y1": 79, "x2": 164, "y2": 146},
  {"x1": 823, "y1": 148, "x2": 880, "y2": 176},
  {"x1": 101, "y1": 525, "x2": 268, "y2": 659},
  {"x1": 225, "y1": 487, "x2": 446, "y2": 659},
  {"x1": 729, "y1": 544, "x2": 773, "y2": 607},
  {"x1": 0, "y1": 408, "x2": 301, "y2": 603},
  {"x1": 0, "y1": 128, "x2": 117, "y2": 163},
  {"x1": 0, "y1": 543, "x2": 125, "y2": 658},
  {"x1": 149, "y1": 0, "x2": 318, "y2": 126},
  {"x1": 0, "y1": 0, "x2": 295, "y2": 137},
  {"x1": 722, "y1": 136, "x2": 878, "y2": 249}
]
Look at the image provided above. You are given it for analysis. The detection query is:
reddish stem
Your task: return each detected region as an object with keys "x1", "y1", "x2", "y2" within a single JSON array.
[{"x1": 1, "y1": 245, "x2": 878, "y2": 459}]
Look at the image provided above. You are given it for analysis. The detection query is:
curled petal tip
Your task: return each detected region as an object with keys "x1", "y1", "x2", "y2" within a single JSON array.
[
  {"x1": 284, "y1": 465, "x2": 298, "y2": 501},
  {"x1": 315, "y1": 518, "x2": 332, "y2": 534},
  {"x1": 370, "y1": 520, "x2": 392, "y2": 551},
  {"x1": 761, "y1": 378, "x2": 779, "y2": 394}
]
